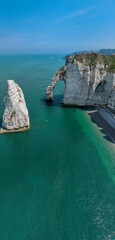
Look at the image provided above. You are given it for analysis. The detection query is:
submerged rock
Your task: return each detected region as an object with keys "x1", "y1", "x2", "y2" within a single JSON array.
[{"x1": 0, "y1": 80, "x2": 30, "y2": 133}]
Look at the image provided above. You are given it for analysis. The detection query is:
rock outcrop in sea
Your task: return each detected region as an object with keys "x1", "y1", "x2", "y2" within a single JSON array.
[
  {"x1": 46, "y1": 53, "x2": 115, "y2": 113},
  {"x1": 0, "y1": 80, "x2": 30, "y2": 133}
]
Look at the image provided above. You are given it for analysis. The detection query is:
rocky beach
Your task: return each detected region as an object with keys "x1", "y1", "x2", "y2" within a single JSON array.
[{"x1": 87, "y1": 106, "x2": 115, "y2": 142}]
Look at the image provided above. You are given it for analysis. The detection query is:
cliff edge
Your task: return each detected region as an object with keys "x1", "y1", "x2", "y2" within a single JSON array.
[{"x1": 46, "y1": 53, "x2": 115, "y2": 114}]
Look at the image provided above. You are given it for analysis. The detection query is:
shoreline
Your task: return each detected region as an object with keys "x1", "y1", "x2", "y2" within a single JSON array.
[
  {"x1": 87, "y1": 107, "x2": 115, "y2": 143},
  {"x1": 61, "y1": 103, "x2": 115, "y2": 143}
]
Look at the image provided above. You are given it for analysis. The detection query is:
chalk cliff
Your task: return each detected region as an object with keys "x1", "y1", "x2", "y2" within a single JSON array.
[
  {"x1": 0, "y1": 80, "x2": 30, "y2": 133},
  {"x1": 46, "y1": 53, "x2": 115, "y2": 113}
]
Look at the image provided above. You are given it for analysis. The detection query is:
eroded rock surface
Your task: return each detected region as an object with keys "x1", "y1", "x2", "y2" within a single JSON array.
[
  {"x1": 1, "y1": 80, "x2": 30, "y2": 132},
  {"x1": 46, "y1": 53, "x2": 115, "y2": 114},
  {"x1": 108, "y1": 86, "x2": 115, "y2": 112}
]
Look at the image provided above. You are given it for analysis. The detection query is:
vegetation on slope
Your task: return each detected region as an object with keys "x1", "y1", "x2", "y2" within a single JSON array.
[
  {"x1": 71, "y1": 49, "x2": 115, "y2": 56},
  {"x1": 71, "y1": 53, "x2": 115, "y2": 73}
]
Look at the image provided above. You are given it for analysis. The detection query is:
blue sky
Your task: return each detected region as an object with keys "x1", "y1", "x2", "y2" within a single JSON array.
[{"x1": 0, "y1": 0, "x2": 115, "y2": 53}]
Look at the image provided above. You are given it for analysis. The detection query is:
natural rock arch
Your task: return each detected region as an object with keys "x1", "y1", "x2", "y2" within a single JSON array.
[{"x1": 46, "y1": 65, "x2": 66, "y2": 102}]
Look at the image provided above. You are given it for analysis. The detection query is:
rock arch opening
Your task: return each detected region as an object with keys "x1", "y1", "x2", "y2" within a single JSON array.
[
  {"x1": 53, "y1": 80, "x2": 65, "y2": 105},
  {"x1": 46, "y1": 65, "x2": 66, "y2": 104}
]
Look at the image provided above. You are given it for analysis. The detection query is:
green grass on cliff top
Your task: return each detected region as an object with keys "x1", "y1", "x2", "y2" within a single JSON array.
[{"x1": 71, "y1": 53, "x2": 115, "y2": 73}]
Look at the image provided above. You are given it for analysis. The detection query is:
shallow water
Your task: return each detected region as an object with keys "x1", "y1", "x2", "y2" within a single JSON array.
[{"x1": 0, "y1": 55, "x2": 115, "y2": 240}]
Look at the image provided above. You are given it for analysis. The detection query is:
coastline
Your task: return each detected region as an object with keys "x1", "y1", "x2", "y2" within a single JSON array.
[
  {"x1": 61, "y1": 103, "x2": 115, "y2": 143},
  {"x1": 87, "y1": 107, "x2": 115, "y2": 143}
]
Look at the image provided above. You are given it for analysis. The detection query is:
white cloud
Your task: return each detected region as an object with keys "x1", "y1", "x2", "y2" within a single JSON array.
[{"x1": 54, "y1": 9, "x2": 88, "y2": 23}]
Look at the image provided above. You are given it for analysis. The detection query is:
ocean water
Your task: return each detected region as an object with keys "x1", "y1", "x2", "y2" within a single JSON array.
[{"x1": 0, "y1": 55, "x2": 115, "y2": 240}]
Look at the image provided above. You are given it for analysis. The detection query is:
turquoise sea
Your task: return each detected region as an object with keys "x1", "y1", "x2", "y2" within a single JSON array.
[{"x1": 0, "y1": 55, "x2": 115, "y2": 240}]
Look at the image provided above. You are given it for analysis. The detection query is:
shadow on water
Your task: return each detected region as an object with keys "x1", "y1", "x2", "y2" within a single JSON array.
[
  {"x1": 43, "y1": 96, "x2": 115, "y2": 144},
  {"x1": 41, "y1": 94, "x2": 64, "y2": 107},
  {"x1": 85, "y1": 108, "x2": 115, "y2": 144}
]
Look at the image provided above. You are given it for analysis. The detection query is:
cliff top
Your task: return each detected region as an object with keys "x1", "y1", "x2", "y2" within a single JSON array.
[
  {"x1": 67, "y1": 53, "x2": 115, "y2": 73},
  {"x1": 72, "y1": 49, "x2": 115, "y2": 55}
]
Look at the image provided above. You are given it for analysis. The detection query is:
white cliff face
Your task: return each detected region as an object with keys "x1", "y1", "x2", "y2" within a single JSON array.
[
  {"x1": 46, "y1": 56, "x2": 115, "y2": 113},
  {"x1": 108, "y1": 84, "x2": 115, "y2": 112},
  {"x1": 2, "y1": 80, "x2": 30, "y2": 131},
  {"x1": 63, "y1": 61, "x2": 115, "y2": 107},
  {"x1": 63, "y1": 61, "x2": 90, "y2": 106}
]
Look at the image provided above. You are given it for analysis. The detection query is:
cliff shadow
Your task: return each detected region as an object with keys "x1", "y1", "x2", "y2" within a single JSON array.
[
  {"x1": 41, "y1": 94, "x2": 64, "y2": 107},
  {"x1": 87, "y1": 108, "x2": 115, "y2": 143},
  {"x1": 58, "y1": 104, "x2": 115, "y2": 143}
]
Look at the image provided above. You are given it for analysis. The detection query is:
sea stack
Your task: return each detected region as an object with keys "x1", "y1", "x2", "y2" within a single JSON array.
[{"x1": 0, "y1": 80, "x2": 30, "y2": 133}]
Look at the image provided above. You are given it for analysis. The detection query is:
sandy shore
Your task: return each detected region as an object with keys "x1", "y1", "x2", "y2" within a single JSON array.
[{"x1": 87, "y1": 107, "x2": 115, "y2": 143}]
